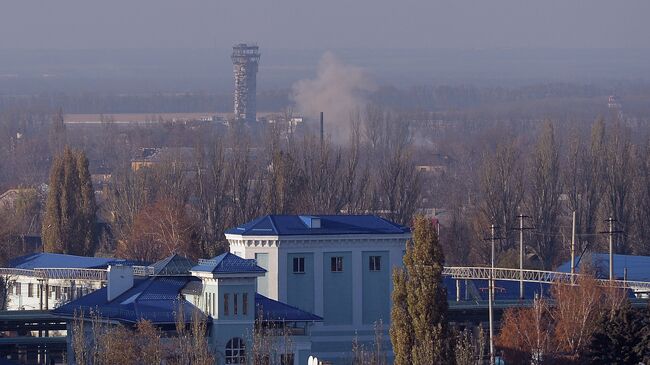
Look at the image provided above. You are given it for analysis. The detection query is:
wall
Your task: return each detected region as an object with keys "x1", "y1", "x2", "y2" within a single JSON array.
[{"x1": 286, "y1": 253, "x2": 315, "y2": 313}]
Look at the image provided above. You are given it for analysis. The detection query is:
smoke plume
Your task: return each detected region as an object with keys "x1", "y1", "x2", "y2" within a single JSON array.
[{"x1": 291, "y1": 52, "x2": 376, "y2": 142}]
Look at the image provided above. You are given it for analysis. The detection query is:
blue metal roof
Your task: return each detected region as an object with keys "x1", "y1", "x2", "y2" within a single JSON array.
[
  {"x1": 190, "y1": 252, "x2": 265, "y2": 274},
  {"x1": 9, "y1": 253, "x2": 124, "y2": 270},
  {"x1": 255, "y1": 294, "x2": 322, "y2": 322},
  {"x1": 53, "y1": 276, "x2": 206, "y2": 325},
  {"x1": 54, "y1": 276, "x2": 321, "y2": 324},
  {"x1": 152, "y1": 254, "x2": 196, "y2": 276},
  {"x1": 556, "y1": 253, "x2": 650, "y2": 282},
  {"x1": 225, "y1": 215, "x2": 410, "y2": 236}
]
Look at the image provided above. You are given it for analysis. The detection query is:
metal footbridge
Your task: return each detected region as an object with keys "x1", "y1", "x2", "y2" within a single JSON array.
[{"x1": 443, "y1": 266, "x2": 650, "y2": 291}]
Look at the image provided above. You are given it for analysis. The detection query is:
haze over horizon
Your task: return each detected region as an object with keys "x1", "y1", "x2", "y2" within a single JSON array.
[{"x1": 1, "y1": 0, "x2": 649, "y2": 50}]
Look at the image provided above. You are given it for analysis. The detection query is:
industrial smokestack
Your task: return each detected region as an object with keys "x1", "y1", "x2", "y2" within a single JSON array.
[{"x1": 320, "y1": 112, "x2": 324, "y2": 145}]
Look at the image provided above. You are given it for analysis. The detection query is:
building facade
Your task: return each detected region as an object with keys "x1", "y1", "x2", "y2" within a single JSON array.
[{"x1": 226, "y1": 215, "x2": 411, "y2": 364}]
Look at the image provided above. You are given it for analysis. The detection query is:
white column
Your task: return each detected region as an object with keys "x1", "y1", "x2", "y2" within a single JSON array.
[
  {"x1": 314, "y1": 250, "x2": 324, "y2": 317},
  {"x1": 352, "y1": 250, "x2": 363, "y2": 326},
  {"x1": 388, "y1": 246, "x2": 404, "y2": 296},
  {"x1": 278, "y1": 243, "x2": 288, "y2": 302}
]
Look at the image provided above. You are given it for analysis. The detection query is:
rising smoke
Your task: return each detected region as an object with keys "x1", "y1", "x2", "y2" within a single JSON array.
[{"x1": 291, "y1": 52, "x2": 376, "y2": 142}]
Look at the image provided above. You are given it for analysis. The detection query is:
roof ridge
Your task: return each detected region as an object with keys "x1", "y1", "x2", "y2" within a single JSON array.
[{"x1": 267, "y1": 215, "x2": 278, "y2": 234}]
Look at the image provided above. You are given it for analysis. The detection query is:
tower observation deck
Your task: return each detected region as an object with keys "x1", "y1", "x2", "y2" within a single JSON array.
[{"x1": 231, "y1": 43, "x2": 261, "y2": 123}]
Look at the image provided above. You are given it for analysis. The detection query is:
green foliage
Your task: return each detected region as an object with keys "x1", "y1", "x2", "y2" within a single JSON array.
[
  {"x1": 587, "y1": 303, "x2": 650, "y2": 364},
  {"x1": 390, "y1": 215, "x2": 450, "y2": 365},
  {"x1": 42, "y1": 146, "x2": 97, "y2": 255}
]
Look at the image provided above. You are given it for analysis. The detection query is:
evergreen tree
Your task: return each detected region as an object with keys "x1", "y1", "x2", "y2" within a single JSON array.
[
  {"x1": 49, "y1": 107, "x2": 67, "y2": 154},
  {"x1": 390, "y1": 215, "x2": 450, "y2": 365},
  {"x1": 588, "y1": 302, "x2": 646, "y2": 364},
  {"x1": 76, "y1": 151, "x2": 97, "y2": 255},
  {"x1": 389, "y1": 268, "x2": 412, "y2": 365},
  {"x1": 42, "y1": 147, "x2": 97, "y2": 255}
]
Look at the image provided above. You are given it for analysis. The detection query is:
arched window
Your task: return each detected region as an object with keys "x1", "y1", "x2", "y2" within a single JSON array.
[{"x1": 225, "y1": 337, "x2": 246, "y2": 364}]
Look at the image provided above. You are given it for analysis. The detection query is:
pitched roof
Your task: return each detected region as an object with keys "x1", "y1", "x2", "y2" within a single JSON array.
[
  {"x1": 54, "y1": 277, "x2": 321, "y2": 324},
  {"x1": 225, "y1": 215, "x2": 410, "y2": 236},
  {"x1": 8, "y1": 253, "x2": 124, "y2": 270},
  {"x1": 255, "y1": 294, "x2": 322, "y2": 322},
  {"x1": 53, "y1": 276, "x2": 206, "y2": 325},
  {"x1": 556, "y1": 253, "x2": 650, "y2": 282},
  {"x1": 190, "y1": 253, "x2": 265, "y2": 275},
  {"x1": 152, "y1": 254, "x2": 196, "y2": 276}
]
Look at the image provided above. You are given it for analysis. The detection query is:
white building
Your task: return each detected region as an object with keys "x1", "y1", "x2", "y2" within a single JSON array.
[{"x1": 226, "y1": 214, "x2": 411, "y2": 364}]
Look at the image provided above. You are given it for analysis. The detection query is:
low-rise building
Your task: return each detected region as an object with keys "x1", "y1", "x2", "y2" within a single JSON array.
[
  {"x1": 1, "y1": 253, "x2": 130, "y2": 311},
  {"x1": 225, "y1": 214, "x2": 411, "y2": 364},
  {"x1": 54, "y1": 253, "x2": 321, "y2": 365}
]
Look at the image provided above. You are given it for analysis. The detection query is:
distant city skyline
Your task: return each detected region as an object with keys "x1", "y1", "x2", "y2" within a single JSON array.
[{"x1": 1, "y1": 0, "x2": 649, "y2": 50}]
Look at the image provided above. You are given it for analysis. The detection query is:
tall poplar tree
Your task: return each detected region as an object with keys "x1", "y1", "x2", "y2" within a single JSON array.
[
  {"x1": 42, "y1": 147, "x2": 97, "y2": 255},
  {"x1": 390, "y1": 215, "x2": 450, "y2": 365}
]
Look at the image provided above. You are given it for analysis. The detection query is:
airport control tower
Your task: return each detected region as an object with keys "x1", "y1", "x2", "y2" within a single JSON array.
[{"x1": 231, "y1": 43, "x2": 260, "y2": 123}]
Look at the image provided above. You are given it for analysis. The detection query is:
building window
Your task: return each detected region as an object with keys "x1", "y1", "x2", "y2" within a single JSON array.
[
  {"x1": 234, "y1": 293, "x2": 238, "y2": 315},
  {"x1": 14, "y1": 283, "x2": 21, "y2": 296},
  {"x1": 369, "y1": 256, "x2": 381, "y2": 271},
  {"x1": 28, "y1": 283, "x2": 34, "y2": 298},
  {"x1": 224, "y1": 294, "x2": 230, "y2": 316},
  {"x1": 280, "y1": 354, "x2": 295, "y2": 365},
  {"x1": 243, "y1": 293, "x2": 248, "y2": 316},
  {"x1": 225, "y1": 337, "x2": 246, "y2": 364},
  {"x1": 331, "y1": 256, "x2": 343, "y2": 272},
  {"x1": 54, "y1": 286, "x2": 61, "y2": 300},
  {"x1": 293, "y1": 257, "x2": 305, "y2": 273}
]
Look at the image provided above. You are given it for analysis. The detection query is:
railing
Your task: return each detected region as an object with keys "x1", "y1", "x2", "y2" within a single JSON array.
[
  {"x1": 0, "y1": 267, "x2": 106, "y2": 281},
  {"x1": 133, "y1": 266, "x2": 155, "y2": 276},
  {"x1": 443, "y1": 266, "x2": 650, "y2": 290},
  {"x1": 0, "y1": 265, "x2": 155, "y2": 281}
]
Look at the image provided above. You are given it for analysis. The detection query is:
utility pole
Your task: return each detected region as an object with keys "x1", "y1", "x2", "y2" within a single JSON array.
[
  {"x1": 514, "y1": 214, "x2": 532, "y2": 299},
  {"x1": 489, "y1": 224, "x2": 496, "y2": 365},
  {"x1": 571, "y1": 211, "x2": 576, "y2": 284},
  {"x1": 601, "y1": 217, "x2": 622, "y2": 281}
]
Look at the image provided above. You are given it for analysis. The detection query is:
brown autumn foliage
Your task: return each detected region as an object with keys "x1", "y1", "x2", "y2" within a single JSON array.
[
  {"x1": 497, "y1": 274, "x2": 630, "y2": 364},
  {"x1": 551, "y1": 275, "x2": 603, "y2": 358},
  {"x1": 117, "y1": 198, "x2": 200, "y2": 262},
  {"x1": 497, "y1": 299, "x2": 556, "y2": 364}
]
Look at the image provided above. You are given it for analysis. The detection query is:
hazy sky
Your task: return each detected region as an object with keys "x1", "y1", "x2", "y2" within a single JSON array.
[{"x1": 1, "y1": 0, "x2": 649, "y2": 50}]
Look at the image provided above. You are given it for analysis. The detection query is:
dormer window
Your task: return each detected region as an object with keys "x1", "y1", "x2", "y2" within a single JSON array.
[{"x1": 299, "y1": 215, "x2": 321, "y2": 228}]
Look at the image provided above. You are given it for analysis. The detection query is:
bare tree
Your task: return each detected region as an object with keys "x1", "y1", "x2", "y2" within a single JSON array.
[
  {"x1": 604, "y1": 121, "x2": 635, "y2": 254},
  {"x1": 478, "y1": 140, "x2": 525, "y2": 257},
  {"x1": 564, "y1": 119, "x2": 606, "y2": 255},
  {"x1": 526, "y1": 121, "x2": 562, "y2": 269}
]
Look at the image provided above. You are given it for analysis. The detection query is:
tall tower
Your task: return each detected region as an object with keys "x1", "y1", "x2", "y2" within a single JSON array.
[{"x1": 231, "y1": 43, "x2": 261, "y2": 123}]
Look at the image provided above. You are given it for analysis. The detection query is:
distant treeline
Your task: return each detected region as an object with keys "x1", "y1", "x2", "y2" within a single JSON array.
[{"x1": 2, "y1": 81, "x2": 650, "y2": 116}]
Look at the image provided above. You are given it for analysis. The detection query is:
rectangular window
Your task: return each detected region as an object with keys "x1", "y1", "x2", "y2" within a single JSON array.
[
  {"x1": 54, "y1": 286, "x2": 61, "y2": 300},
  {"x1": 224, "y1": 294, "x2": 230, "y2": 316},
  {"x1": 331, "y1": 256, "x2": 343, "y2": 272},
  {"x1": 280, "y1": 354, "x2": 295, "y2": 365},
  {"x1": 212, "y1": 293, "x2": 216, "y2": 316},
  {"x1": 243, "y1": 293, "x2": 248, "y2": 316},
  {"x1": 14, "y1": 283, "x2": 21, "y2": 296},
  {"x1": 369, "y1": 256, "x2": 381, "y2": 271},
  {"x1": 28, "y1": 283, "x2": 33, "y2": 298},
  {"x1": 293, "y1": 257, "x2": 305, "y2": 273},
  {"x1": 234, "y1": 293, "x2": 238, "y2": 315}
]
